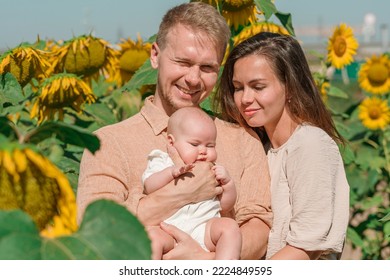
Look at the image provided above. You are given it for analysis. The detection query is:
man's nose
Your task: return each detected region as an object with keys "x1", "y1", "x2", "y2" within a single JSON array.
[{"x1": 185, "y1": 66, "x2": 201, "y2": 86}]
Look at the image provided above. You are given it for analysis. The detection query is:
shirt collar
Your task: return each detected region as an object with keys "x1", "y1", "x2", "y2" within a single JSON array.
[{"x1": 141, "y1": 96, "x2": 169, "y2": 136}]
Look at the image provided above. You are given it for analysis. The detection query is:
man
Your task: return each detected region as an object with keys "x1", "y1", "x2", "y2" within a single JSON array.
[{"x1": 77, "y1": 2, "x2": 272, "y2": 259}]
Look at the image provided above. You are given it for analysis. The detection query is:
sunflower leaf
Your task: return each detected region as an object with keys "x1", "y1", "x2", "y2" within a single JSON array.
[
  {"x1": 121, "y1": 59, "x2": 157, "y2": 92},
  {"x1": 254, "y1": 0, "x2": 277, "y2": 20},
  {"x1": 274, "y1": 12, "x2": 295, "y2": 36},
  {"x1": 380, "y1": 212, "x2": 390, "y2": 222},
  {"x1": 328, "y1": 86, "x2": 349, "y2": 99},
  {"x1": 0, "y1": 210, "x2": 42, "y2": 260},
  {"x1": 0, "y1": 73, "x2": 24, "y2": 107},
  {"x1": 0, "y1": 116, "x2": 18, "y2": 140},
  {"x1": 25, "y1": 121, "x2": 100, "y2": 154},
  {"x1": 347, "y1": 227, "x2": 364, "y2": 248},
  {"x1": 41, "y1": 200, "x2": 151, "y2": 260}
]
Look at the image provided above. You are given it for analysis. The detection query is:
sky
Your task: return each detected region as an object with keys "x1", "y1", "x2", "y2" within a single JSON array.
[{"x1": 1, "y1": 0, "x2": 390, "y2": 51}]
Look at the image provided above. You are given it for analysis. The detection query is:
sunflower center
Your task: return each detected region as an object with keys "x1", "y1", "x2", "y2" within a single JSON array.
[
  {"x1": 334, "y1": 36, "x2": 347, "y2": 57},
  {"x1": 367, "y1": 62, "x2": 389, "y2": 86},
  {"x1": 64, "y1": 39, "x2": 106, "y2": 76},
  {"x1": 9, "y1": 56, "x2": 34, "y2": 87},
  {"x1": 0, "y1": 150, "x2": 60, "y2": 231},
  {"x1": 368, "y1": 107, "x2": 381, "y2": 120},
  {"x1": 119, "y1": 49, "x2": 149, "y2": 73},
  {"x1": 223, "y1": 0, "x2": 254, "y2": 11}
]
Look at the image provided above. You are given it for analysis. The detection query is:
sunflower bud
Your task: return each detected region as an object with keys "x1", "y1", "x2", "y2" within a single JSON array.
[
  {"x1": 64, "y1": 38, "x2": 106, "y2": 76},
  {"x1": 0, "y1": 146, "x2": 77, "y2": 237},
  {"x1": 8, "y1": 56, "x2": 34, "y2": 87},
  {"x1": 30, "y1": 73, "x2": 96, "y2": 123},
  {"x1": 118, "y1": 35, "x2": 151, "y2": 85},
  {"x1": 0, "y1": 46, "x2": 50, "y2": 87}
]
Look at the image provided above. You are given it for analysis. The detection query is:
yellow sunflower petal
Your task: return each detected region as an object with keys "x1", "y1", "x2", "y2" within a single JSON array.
[
  {"x1": 358, "y1": 97, "x2": 390, "y2": 130},
  {"x1": 358, "y1": 54, "x2": 390, "y2": 95},
  {"x1": 327, "y1": 23, "x2": 359, "y2": 69}
]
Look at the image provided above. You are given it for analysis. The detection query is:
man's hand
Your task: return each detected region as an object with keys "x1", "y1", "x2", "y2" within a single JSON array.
[
  {"x1": 160, "y1": 222, "x2": 215, "y2": 260},
  {"x1": 179, "y1": 161, "x2": 223, "y2": 203}
]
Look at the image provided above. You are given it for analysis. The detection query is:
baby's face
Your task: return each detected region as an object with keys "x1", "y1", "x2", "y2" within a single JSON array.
[{"x1": 172, "y1": 123, "x2": 217, "y2": 164}]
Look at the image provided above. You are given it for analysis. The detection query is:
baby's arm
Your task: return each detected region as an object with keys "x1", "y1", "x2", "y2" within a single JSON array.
[
  {"x1": 144, "y1": 164, "x2": 194, "y2": 194},
  {"x1": 212, "y1": 165, "x2": 237, "y2": 213}
]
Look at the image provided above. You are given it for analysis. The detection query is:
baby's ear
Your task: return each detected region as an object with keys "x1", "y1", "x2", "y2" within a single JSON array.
[{"x1": 167, "y1": 134, "x2": 175, "y2": 146}]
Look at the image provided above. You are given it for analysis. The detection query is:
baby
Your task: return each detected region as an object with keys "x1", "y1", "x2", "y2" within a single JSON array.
[{"x1": 142, "y1": 107, "x2": 242, "y2": 260}]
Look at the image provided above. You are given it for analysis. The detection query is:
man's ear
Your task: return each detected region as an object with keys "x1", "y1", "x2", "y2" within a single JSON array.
[
  {"x1": 167, "y1": 134, "x2": 175, "y2": 146},
  {"x1": 150, "y1": 42, "x2": 159, "y2": 69}
]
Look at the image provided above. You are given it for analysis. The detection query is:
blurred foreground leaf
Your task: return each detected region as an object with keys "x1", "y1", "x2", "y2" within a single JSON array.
[
  {"x1": 122, "y1": 60, "x2": 157, "y2": 92},
  {"x1": 26, "y1": 121, "x2": 100, "y2": 154},
  {"x1": 0, "y1": 210, "x2": 42, "y2": 259},
  {"x1": 42, "y1": 200, "x2": 151, "y2": 260},
  {"x1": 0, "y1": 200, "x2": 151, "y2": 260}
]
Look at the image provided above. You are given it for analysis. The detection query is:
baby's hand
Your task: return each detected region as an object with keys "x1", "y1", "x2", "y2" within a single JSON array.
[
  {"x1": 212, "y1": 165, "x2": 231, "y2": 185},
  {"x1": 172, "y1": 164, "x2": 195, "y2": 178}
]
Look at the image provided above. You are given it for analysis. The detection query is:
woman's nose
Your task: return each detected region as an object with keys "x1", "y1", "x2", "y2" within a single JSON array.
[{"x1": 241, "y1": 88, "x2": 254, "y2": 105}]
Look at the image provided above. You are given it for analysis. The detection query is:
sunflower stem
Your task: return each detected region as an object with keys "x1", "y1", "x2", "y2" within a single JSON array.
[
  {"x1": 341, "y1": 68, "x2": 350, "y2": 85},
  {"x1": 381, "y1": 128, "x2": 390, "y2": 174}
]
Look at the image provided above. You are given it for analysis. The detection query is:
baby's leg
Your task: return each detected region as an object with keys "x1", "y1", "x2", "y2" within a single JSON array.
[
  {"x1": 146, "y1": 225, "x2": 176, "y2": 260},
  {"x1": 204, "y1": 217, "x2": 242, "y2": 260}
]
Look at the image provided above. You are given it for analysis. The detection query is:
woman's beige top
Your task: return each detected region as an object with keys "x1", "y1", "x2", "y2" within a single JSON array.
[{"x1": 266, "y1": 124, "x2": 350, "y2": 259}]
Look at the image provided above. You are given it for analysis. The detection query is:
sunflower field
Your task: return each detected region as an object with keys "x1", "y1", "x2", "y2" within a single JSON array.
[{"x1": 0, "y1": 0, "x2": 389, "y2": 260}]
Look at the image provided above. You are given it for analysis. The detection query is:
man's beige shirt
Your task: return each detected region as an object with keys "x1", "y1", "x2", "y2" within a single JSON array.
[{"x1": 77, "y1": 97, "x2": 272, "y2": 227}]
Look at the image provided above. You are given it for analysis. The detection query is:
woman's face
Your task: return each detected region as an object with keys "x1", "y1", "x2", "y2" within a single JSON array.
[{"x1": 232, "y1": 54, "x2": 287, "y2": 131}]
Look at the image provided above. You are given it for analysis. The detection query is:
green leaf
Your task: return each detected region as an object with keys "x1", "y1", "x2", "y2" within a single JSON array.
[
  {"x1": 339, "y1": 143, "x2": 355, "y2": 164},
  {"x1": 274, "y1": 12, "x2": 295, "y2": 36},
  {"x1": 354, "y1": 145, "x2": 382, "y2": 170},
  {"x1": 41, "y1": 200, "x2": 151, "y2": 260},
  {"x1": 328, "y1": 86, "x2": 349, "y2": 99},
  {"x1": 383, "y1": 221, "x2": 390, "y2": 240},
  {"x1": 0, "y1": 210, "x2": 42, "y2": 260},
  {"x1": 0, "y1": 73, "x2": 24, "y2": 106},
  {"x1": 345, "y1": 166, "x2": 378, "y2": 198},
  {"x1": 83, "y1": 102, "x2": 118, "y2": 127},
  {"x1": 26, "y1": 122, "x2": 100, "y2": 154},
  {"x1": 122, "y1": 59, "x2": 157, "y2": 92},
  {"x1": 254, "y1": 0, "x2": 277, "y2": 20},
  {"x1": 360, "y1": 195, "x2": 384, "y2": 211},
  {"x1": 380, "y1": 212, "x2": 390, "y2": 222},
  {"x1": 254, "y1": 0, "x2": 295, "y2": 35},
  {"x1": 0, "y1": 116, "x2": 18, "y2": 140},
  {"x1": 347, "y1": 227, "x2": 364, "y2": 248}
]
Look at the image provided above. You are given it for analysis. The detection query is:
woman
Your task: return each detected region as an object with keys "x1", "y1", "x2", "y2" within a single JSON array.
[{"x1": 214, "y1": 32, "x2": 350, "y2": 260}]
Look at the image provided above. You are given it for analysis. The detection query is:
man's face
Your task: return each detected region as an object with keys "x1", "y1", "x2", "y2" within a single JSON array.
[{"x1": 150, "y1": 24, "x2": 221, "y2": 116}]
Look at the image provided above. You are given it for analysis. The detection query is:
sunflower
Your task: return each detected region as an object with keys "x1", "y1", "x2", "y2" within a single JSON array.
[
  {"x1": 222, "y1": 22, "x2": 290, "y2": 63},
  {"x1": 30, "y1": 73, "x2": 96, "y2": 123},
  {"x1": 327, "y1": 23, "x2": 359, "y2": 69},
  {"x1": 314, "y1": 79, "x2": 330, "y2": 102},
  {"x1": 48, "y1": 35, "x2": 120, "y2": 85},
  {"x1": 222, "y1": 0, "x2": 258, "y2": 31},
  {"x1": 0, "y1": 144, "x2": 77, "y2": 237},
  {"x1": 358, "y1": 54, "x2": 390, "y2": 95},
  {"x1": 0, "y1": 44, "x2": 50, "y2": 87},
  {"x1": 232, "y1": 21, "x2": 290, "y2": 47},
  {"x1": 358, "y1": 97, "x2": 390, "y2": 130},
  {"x1": 194, "y1": 0, "x2": 257, "y2": 31},
  {"x1": 118, "y1": 34, "x2": 152, "y2": 86},
  {"x1": 320, "y1": 81, "x2": 330, "y2": 101}
]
